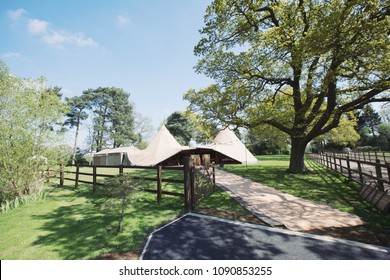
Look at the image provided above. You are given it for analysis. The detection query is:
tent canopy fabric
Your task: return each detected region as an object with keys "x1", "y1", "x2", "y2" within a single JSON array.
[
  {"x1": 130, "y1": 125, "x2": 184, "y2": 166},
  {"x1": 94, "y1": 146, "x2": 140, "y2": 155},
  {"x1": 93, "y1": 146, "x2": 140, "y2": 166},
  {"x1": 92, "y1": 126, "x2": 258, "y2": 166},
  {"x1": 199, "y1": 128, "x2": 258, "y2": 165}
]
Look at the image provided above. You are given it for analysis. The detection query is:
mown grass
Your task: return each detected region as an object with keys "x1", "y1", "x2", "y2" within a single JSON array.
[
  {"x1": 224, "y1": 155, "x2": 390, "y2": 231},
  {"x1": 3, "y1": 155, "x2": 389, "y2": 260},
  {"x1": 0, "y1": 176, "x2": 184, "y2": 260},
  {"x1": 0, "y1": 166, "x2": 249, "y2": 260}
]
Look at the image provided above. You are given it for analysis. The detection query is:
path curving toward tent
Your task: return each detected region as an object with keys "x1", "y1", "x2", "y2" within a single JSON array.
[{"x1": 215, "y1": 169, "x2": 364, "y2": 231}]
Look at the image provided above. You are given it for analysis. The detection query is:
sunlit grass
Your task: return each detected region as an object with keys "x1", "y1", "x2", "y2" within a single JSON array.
[
  {"x1": 0, "y1": 166, "x2": 244, "y2": 259},
  {"x1": 0, "y1": 180, "x2": 183, "y2": 260}
]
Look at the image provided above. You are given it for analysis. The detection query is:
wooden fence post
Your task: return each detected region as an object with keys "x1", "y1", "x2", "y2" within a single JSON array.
[
  {"x1": 93, "y1": 165, "x2": 97, "y2": 192},
  {"x1": 375, "y1": 159, "x2": 384, "y2": 191},
  {"x1": 191, "y1": 165, "x2": 196, "y2": 210},
  {"x1": 212, "y1": 165, "x2": 216, "y2": 191},
  {"x1": 357, "y1": 162, "x2": 364, "y2": 183},
  {"x1": 119, "y1": 164, "x2": 123, "y2": 176},
  {"x1": 59, "y1": 164, "x2": 64, "y2": 187},
  {"x1": 333, "y1": 155, "x2": 337, "y2": 171},
  {"x1": 157, "y1": 166, "x2": 162, "y2": 204},
  {"x1": 346, "y1": 156, "x2": 352, "y2": 180},
  {"x1": 387, "y1": 163, "x2": 390, "y2": 183},
  {"x1": 183, "y1": 156, "x2": 193, "y2": 212},
  {"x1": 326, "y1": 154, "x2": 330, "y2": 169},
  {"x1": 75, "y1": 165, "x2": 80, "y2": 188}
]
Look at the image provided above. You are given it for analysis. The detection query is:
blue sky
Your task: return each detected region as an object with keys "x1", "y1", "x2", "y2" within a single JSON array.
[{"x1": 1, "y1": 0, "x2": 214, "y2": 142}]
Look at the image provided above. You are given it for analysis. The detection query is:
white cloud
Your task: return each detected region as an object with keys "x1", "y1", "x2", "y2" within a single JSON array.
[
  {"x1": 27, "y1": 19, "x2": 49, "y2": 35},
  {"x1": 7, "y1": 8, "x2": 26, "y2": 22},
  {"x1": 8, "y1": 9, "x2": 98, "y2": 49},
  {"x1": 1, "y1": 52, "x2": 22, "y2": 59},
  {"x1": 116, "y1": 14, "x2": 131, "y2": 27},
  {"x1": 42, "y1": 30, "x2": 98, "y2": 47}
]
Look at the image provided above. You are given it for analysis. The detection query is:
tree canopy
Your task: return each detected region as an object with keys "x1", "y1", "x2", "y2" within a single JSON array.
[
  {"x1": 185, "y1": 0, "x2": 390, "y2": 173},
  {"x1": 83, "y1": 87, "x2": 137, "y2": 151},
  {"x1": 165, "y1": 111, "x2": 194, "y2": 145},
  {"x1": 64, "y1": 95, "x2": 90, "y2": 164},
  {"x1": 0, "y1": 61, "x2": 65, "y2": 200}
]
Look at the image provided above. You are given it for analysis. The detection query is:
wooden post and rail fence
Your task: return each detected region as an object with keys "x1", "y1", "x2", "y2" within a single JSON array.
[
  {"x1": 307, "y1": 153, "x2": 390, "y2": 212},
  {"x1": 57, "y1": 156, "x2": 215, "y2": 212}
]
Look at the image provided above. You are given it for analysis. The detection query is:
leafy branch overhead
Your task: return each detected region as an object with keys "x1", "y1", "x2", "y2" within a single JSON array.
[{"x1": 185, "y1": 0, "x2": 390, "y2": 173}]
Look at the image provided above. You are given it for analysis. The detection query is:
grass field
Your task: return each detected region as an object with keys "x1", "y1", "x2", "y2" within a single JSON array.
[
  {"x1": 0, "y1": 166, "x2": 249, "y2": 260},
  {"x1": 2, "y1": 155, "x2": 390, "y2": 259},
  {"x1": 0, "y1": 184, "x2": 184, "y2": 259}
]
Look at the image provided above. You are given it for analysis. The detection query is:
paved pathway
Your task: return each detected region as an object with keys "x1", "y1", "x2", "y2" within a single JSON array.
[
  {"x1": 215, "y1": 169, "x2": 364, "y2": 231},
  {"x1": 141, "y1": 214, "x2": 390, "y2": 260}
]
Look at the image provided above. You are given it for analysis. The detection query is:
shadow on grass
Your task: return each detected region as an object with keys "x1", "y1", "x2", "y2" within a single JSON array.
[
  {"x1": 305, "y1": 160, "x2": 390, "y2": 230},
  {"x1": 224, "y1": 159, "x2": 390, "y2": 231},
  {"x1": 32, "y1": 184, "x2": 183, "y2": 259}
]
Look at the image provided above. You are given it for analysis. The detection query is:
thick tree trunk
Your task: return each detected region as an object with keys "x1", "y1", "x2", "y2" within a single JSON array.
[{"x1": 288, "y1": 137, "x2": 308, "y2": 174}]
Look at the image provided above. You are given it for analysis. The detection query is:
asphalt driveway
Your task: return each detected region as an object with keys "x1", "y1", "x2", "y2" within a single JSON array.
[{"x1": 141, "y1": 213, "x2": 390, "y2": 260}]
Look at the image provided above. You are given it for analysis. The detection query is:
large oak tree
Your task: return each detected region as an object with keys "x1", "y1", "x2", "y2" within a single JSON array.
[{"x1": 184, "y1": 0, "x2": 390, "y2": 173}]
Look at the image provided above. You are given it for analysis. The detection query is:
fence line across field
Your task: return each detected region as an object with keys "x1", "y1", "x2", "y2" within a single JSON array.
[
  {"x1": 330, "y1": 151, "x2": 390, "y2": 164},
  {"x1": 307, "y1": 153, "x2": 390, "y2": 192},
  {"x1": 55, "y1": 156, "x2": 216, "y2": 211}
]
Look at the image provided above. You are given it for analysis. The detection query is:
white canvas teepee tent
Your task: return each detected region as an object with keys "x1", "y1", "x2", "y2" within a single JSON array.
[
  {"x1": 93, "y1": 146, "x2": 140, "y2": 166},
  {"x1": 205, "y1": 128, "x2": 258, "y2": 164},
  {"x1": 131, "y1": 125, "x2": 184, "y2": 166}
]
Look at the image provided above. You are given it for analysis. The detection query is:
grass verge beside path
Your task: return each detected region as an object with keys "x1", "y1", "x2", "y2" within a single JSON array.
[
  {"x1": 0, "y1": 181, "x2": 183, "y2": 260},
  {"x1": 224, "y1": 155, "x2": 390, "y2": 247},
  {"x1": 0, "y1": 168, "x2": 254, "y2": 260}
]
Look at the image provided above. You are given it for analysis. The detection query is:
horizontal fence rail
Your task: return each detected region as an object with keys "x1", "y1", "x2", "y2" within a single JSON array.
[
  {"x1": 332, "y1": 151, "x2": 390, "y2": 163},
  {"x1": 307, "y1": 153, "x2": 390, "y2": 213},
  {"x1": 57, "y1": 164, "x2": 185, "y2": 204},
  {"x1": 307, "y1": 153, "x2": 390, "y2": 191},
  {"x1": 53, "y1": 156, "x2": 216, "y2": 211}
]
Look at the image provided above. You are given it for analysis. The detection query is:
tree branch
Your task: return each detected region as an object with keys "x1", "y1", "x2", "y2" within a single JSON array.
[{"x1": 254, "y1": 6, "x2": 279, "y2": 27}]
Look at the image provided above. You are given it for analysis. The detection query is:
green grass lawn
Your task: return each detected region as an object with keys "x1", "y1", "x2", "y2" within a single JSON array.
[
  {"x1": 224, "y1": 155, "x2": 390, "y2": 231},
  {"x1": 0, "y1": 179, "x2": 184, "y2": 260},
  {"x1": 0, "y1": 166, "x2": 250, "y2": 260},
  {"x1": 2, "y1": 155, "x2": 389, "y2": 259}
]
